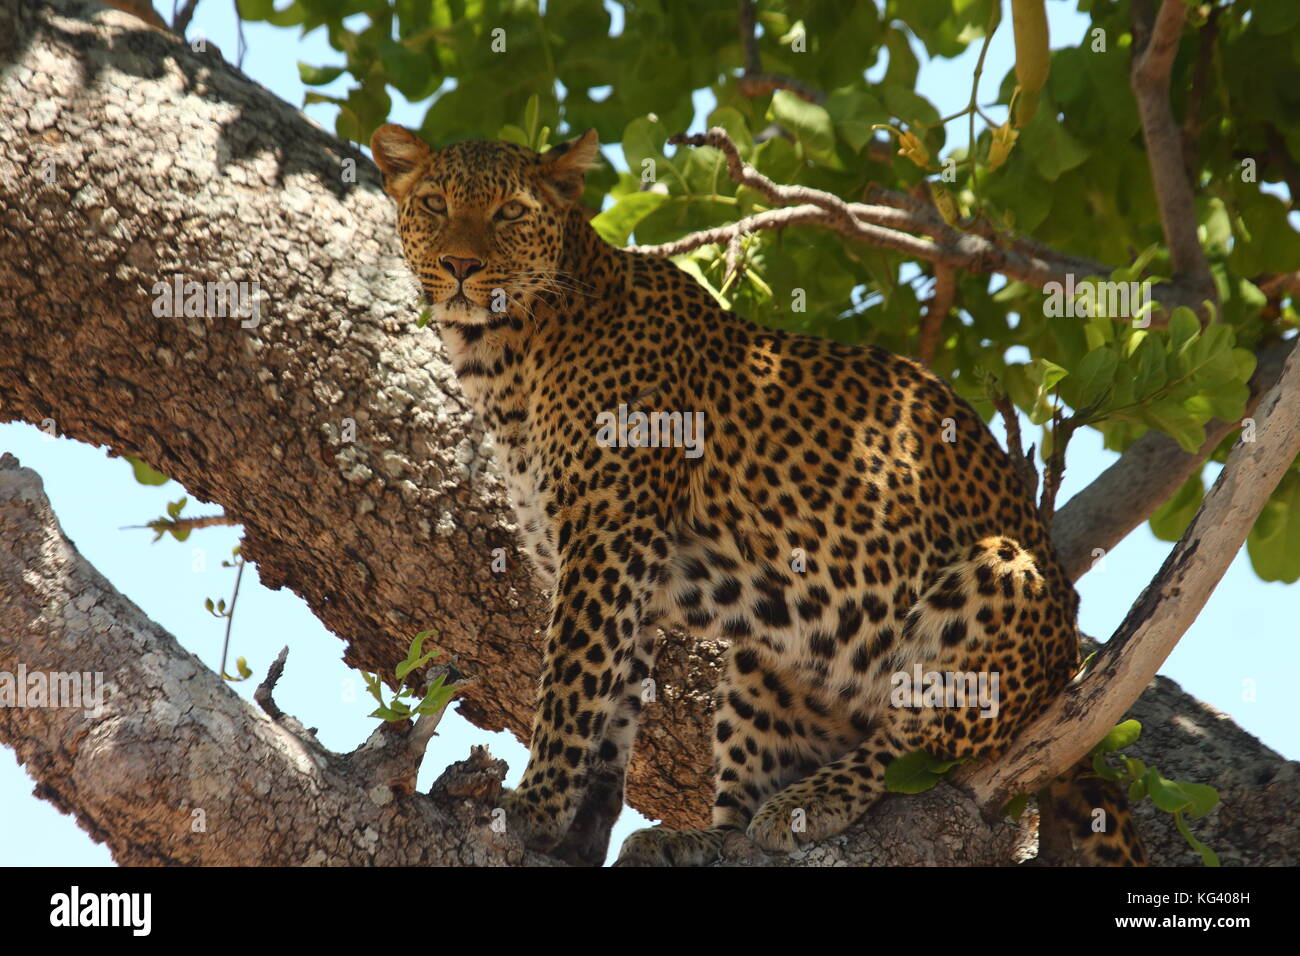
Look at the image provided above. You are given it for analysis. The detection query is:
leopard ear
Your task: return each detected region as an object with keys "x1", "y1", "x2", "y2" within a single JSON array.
[
  {"x1": 370, "y1": 124, "x2": 430, "y2": 198},
  {"x1": 539, "y1": 129, "x2": 600, "y2": 202}
]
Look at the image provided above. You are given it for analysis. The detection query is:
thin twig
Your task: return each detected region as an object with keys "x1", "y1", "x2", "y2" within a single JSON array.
[
  {"x1": 645, "y1": 127, "x2": 1211, "y2": 321},
  {"x1": 992, "y1": 391, "x2": 1038, "y2": 501},
  {"x1": 173, "y1": 0, "x2": 202, "y2": 36},
  {"x1": 669, "y1": 129, "x2": 860, "y2": 229},
  {"x1": 218, "y1": 553, "x2": 245, "y2": 680},
  {"x1": 918, "y1": 265, "x2": 956, "y2": 365},
  {"x1": 1037, "y1": 411, "x2": 1078, "y2": 525},
  {"x1": 121, "y1": 512, "x2": 236, "y2": 534}
]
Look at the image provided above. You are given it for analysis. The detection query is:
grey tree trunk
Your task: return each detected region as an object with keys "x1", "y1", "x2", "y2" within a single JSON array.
[{"x1": 0, "y1": 0, "x2": 1295, "y2": 866}]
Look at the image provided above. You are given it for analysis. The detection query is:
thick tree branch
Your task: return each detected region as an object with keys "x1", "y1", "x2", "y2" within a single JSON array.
[
  {"x1": 1131, "y1": 0, "x2": 1218, "y2": 318},
  {"x1": 0, "y1": 454, "x2": 557, "y2": 865}
]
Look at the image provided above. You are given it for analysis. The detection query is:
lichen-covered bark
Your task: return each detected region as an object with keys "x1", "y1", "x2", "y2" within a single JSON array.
[
  {"x1": 0, "y1": 455, "x2": 558, "y2": 865},
  {"x1": 1, "y1": 0, "x2": 1296, "y2": 866}
]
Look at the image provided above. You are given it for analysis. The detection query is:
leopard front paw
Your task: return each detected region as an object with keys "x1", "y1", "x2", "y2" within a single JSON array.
[
  {"x1": 746, "y1": 790, "x2": 853, "y2": 853},
  {"x1": 613, "y1": 826, "x2": 727, "y2": 867},
  {"x1": 499, "y1": 785, "x2": 573, "y2": 853}
]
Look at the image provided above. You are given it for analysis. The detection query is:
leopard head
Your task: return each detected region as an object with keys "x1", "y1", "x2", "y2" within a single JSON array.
[{"x1": 370, "y1": 125, "x2": 600, "y2": 324}]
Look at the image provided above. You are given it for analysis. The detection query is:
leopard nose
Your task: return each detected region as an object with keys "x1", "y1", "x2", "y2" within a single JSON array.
[{"x1": 439, "y1": 256, "x2": 484, "y2": 280}]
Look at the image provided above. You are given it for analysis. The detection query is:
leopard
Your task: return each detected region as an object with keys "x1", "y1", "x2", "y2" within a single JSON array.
[{"x1": 370, "y1": 123, "x2": 1147, "y2": 868}]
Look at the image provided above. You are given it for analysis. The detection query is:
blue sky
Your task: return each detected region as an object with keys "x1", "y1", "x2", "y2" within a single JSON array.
[{"x1": 1, "y1": 1, "x2": 1295, "y2": 867}]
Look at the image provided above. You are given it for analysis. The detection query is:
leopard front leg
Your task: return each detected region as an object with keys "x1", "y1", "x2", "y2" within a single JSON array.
[
  {"x1": 502, "y1": 516, "x2": 669, "y2": 857},
  {"x1": 615, "y1": 642, "x2": 833, "y2": 866}
]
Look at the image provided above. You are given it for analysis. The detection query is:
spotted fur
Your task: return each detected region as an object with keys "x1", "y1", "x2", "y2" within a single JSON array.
[{"x1": 371, "y1": 125, "x2": 1146, "y2": 867}]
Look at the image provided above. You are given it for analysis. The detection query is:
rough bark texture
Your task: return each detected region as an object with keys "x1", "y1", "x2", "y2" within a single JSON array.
[
  {"x1": 0, "y1": 0, "x2": 1295, "y2": 866},
  {"x1": 0, "y1": 455, "x2": 557, "y2": 865}
]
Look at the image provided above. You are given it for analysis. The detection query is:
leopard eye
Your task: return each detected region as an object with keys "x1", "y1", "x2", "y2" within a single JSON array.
[
  {"x1": 420, "y1": 193, "x2": 447, "y2": 215},
  {"x1": 496, "y1": 199, "x2": 526, "y2": 222}
]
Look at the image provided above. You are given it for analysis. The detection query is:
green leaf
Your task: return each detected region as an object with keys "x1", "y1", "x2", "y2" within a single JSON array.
[
  {"x1": 825, "y1": 88, "x2": 888, "y2": 153},
  {"x1": 362, "y1": 672, "x2": 387, "y2": 707},
  {"x1": 879, "y1": 84, "x2": 940, "y2": 129},
  {"x1": 1001, "y1": 793, "x2": 1030, "y2": 822},
  {"x1": 1140, "y1": 400, "x2": 1206, "y2": 454},
  {"x1": 591, "y1": 191, "x2": 669, "y2": 246},
  {"x1": 1029, "y1": 358, "x2": 1068, "y2": 390},
  {"x1": 1142, "y1": 767, "x2": 1217, "y2": 818},
  {"x1": 1092, "y1": 750, "x2": 1122, "y2": 782},
  {"x1": 236, "y1": 0, "x2": 274, "y2": 19},
  {"x1": 379, "y1": 38, "x2": 433, "y2": 100},
  {"x1": 523, "y1": 93, "x2": 541, "y2": 146},
  {"x1": 1121, "y1": 756, "x2": 1147, "y2": 781},
  {"x1": 1020, "y1": 106, "x2": 1090, "y2": 182},
  {"x1": 1150, "y1": 472, "x2": 1204, "y2": 542},
  {"x1": 1247, "y1": 474, "x2": 1300, "y2": 583},
  {"x1": 414, "y1": 673, "x2": 458, "y2": 715},
  {"x1": 882, "y1": 749, "x2": 956, "y2": 794},
  {"x1": 706, "y1": 106, "x2": 753, "y2": 153},
  {"x1": 1096, "y1": 719, "x2": 1142, "y2": 754},
  {"x1": 1174, "y1": 811, "x2": 1220, "y2": 866},
  {"x1": 297, "y1": 62, "x2": 345, "y2": 86},
  {"x1": 1071, "y1": 347, "x2": 1117, "y2": 409},
  {"x1": 1179, "y1": 781, "x2": 1220, "y2": 819},
  {"x1": 125, "y1": 455, "x2": 169, "y2": 486},
  {"x1": 769, "y1": 90, "x2": 839, "y2": 168},
  {"x1": 1168, "y1": 307, "x2": 1200, "y2": 354},
  {"x1": 1131, "y1": 336, "x2": 1169, "y2": 402}
]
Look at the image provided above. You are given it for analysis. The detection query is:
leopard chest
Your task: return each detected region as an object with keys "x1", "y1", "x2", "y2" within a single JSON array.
[{"x1": 496, "y1": 436, "x2": 559, "y2": 587}]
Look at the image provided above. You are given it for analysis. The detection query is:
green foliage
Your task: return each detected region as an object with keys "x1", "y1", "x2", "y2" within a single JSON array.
[
  {"x1": 243, "y1": 0, "x2": 1300, "y2": 583},
  {"x1": 1248, "y1": 469, "x2": 1300, "y2": 583},
  {"x1": 124, "y1": 454, "x2": 168, "y2": 486},
  {"x1": 363, "y1": 630, "x2": 460, "y2": 722},
  {"x1": 882, "y1": 749, "x2": 966, "y2": 794},
  {"x1": 1089, "y1": 720, "x2": 1220, "y2": 866}
]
